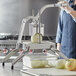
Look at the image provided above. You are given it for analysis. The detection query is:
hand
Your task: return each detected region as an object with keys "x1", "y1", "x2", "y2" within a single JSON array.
[
  {"x1": 57, "y1": 43, "x2": 61, "y2": 51},
  {"x1": 57, "y1": 1, "x2": 73, "y2": 14}
]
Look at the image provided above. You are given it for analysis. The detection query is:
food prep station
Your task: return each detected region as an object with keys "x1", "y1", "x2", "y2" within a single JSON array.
[{"x1": 0, "y1": 0, "x2": 76, "y2": 76}]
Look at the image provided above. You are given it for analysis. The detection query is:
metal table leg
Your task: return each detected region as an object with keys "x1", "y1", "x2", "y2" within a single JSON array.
[
  {"x1": 2, "y1": 62, "x2": 5, "y2": 67},
  {"x1": 11, "y1": 47, "x2": 29, "y2": 70},
  {"x1": 2, "y1": 49, "x2": 19, "y2": 66}
]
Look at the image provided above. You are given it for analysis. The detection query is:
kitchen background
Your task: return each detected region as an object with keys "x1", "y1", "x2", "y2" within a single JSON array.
[{"x1": 0, "y1": 0, "x2": 59, "y2": 36}]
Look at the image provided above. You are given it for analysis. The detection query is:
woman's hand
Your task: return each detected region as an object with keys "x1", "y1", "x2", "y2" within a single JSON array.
[
  {"x1": 57, "y1": 43, "x2": 61, "y2": 51},
  {"x1": 57, "y1": 1, "x2": 73, "y2": 14}
]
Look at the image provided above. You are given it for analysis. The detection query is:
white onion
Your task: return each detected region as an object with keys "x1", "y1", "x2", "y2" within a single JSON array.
[
  {"x1": 65, "y1": 59, "x2": 76, "y2": 71},
  {"x1": 55, "y1": 59, "x2": 66, "y2": 69},
  {"x1": 31, "y1": 33, "x2": 42, "y2": 43}
]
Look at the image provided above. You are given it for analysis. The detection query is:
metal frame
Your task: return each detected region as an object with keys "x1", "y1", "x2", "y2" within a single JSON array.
[{"x1": 2, "y1": 2, "x2": 67, "y2": 70}]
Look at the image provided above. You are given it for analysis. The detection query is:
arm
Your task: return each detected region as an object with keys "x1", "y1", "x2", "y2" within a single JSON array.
[
  {"x1": 63, "y1": 4, "x2": 76, "y2": 19},
  {"x1": 57, "y1": 43, "x2": 61, "y2": 51},
  {"x1": 70, "y1": 0, "x2": 76, "y2": 19},
  {"x1": 64, "y1": 6, "x2": 76, "y2": 22},
  {"x1": 58, "y1": 1, "x2": 76, "y2": 22},
  {"x1": 56, "y1": 11, "x2": 63, "y2": 51},
  {"x1": 70, "y1": 10, "x2": 76, "y2": 19}
]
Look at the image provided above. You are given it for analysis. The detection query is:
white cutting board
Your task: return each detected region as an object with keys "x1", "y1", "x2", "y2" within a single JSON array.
[{"x1": 21, "y1": 68, "x2": 76, "y2": 76}]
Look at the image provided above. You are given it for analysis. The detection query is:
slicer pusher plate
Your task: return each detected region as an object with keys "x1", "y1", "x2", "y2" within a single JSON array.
[{"x1": 23, "y1": 41, "x2": 55, "y2": 50}]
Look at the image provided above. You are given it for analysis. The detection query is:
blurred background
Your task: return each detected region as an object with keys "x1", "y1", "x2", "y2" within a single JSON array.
[{"x1": 0, "y1": 0, "x2": 59, "y2": 36}]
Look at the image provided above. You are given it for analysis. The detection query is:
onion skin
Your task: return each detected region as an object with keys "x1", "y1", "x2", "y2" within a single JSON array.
[{"x1": 65, "y1": 59, "x2": 76, "y2": 71}]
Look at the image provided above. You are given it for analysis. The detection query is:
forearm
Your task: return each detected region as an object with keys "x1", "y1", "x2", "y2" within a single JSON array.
[
  {"x1": 58, "y1": 1, "x2": 76, "y2": 19},
  {"x1": 70, "y1": 10, "x2": 76, "y2": 19}
]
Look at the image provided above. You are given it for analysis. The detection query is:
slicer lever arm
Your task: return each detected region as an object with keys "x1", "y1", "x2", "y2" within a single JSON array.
[
  {"x1": 51, "y1": 49, "x2": 69, "y2": 60},
  {"x1": 16, "y1": 16, "x2": 34, "y2": 49}
]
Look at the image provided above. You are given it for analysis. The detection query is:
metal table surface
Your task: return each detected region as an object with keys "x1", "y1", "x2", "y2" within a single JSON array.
[
  {"x1": 0, "y1": 62, "x2": 23, "y2": 76},
  {"x1": 0, "y1": 62, "x2": 76, "y2": 76}
]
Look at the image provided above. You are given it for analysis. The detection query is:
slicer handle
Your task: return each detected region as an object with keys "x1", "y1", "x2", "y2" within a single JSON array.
[{"x1": 54, "y1": 50, "x2": 69, "y2": 60}]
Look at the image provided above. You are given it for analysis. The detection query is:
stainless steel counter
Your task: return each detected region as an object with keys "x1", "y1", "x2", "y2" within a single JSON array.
[
  {"x1": 0, "y1": 62, "x2": 22, "y2": 76},
  {"x1": 0, "y1": 62, "x2": 76, "y2": 76}
]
